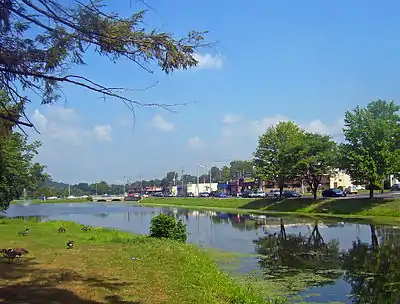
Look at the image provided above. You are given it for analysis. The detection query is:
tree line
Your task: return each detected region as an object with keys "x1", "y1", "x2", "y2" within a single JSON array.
[{"x1": 253, "y1": 100, "x2": 400, "y2": 200}]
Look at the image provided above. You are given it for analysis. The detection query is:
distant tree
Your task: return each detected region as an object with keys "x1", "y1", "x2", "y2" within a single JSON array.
[
  {"x1": 340, "y1": 100, "x2": 400, "y2": 199},
  {"x1": 229, "y1": 160, "x2": 253, "y2": 179},
  {"x1": 220, "y1": 166, "x2": 231, "y2": 182},
  {"x1": 209, "y1": 166, "x2": 220, "y2": 182},
  {"x1": 0, "y1": 0, "x2": 208, "y2": 128},
  {"x1": 96, "y1": 181, "x2": 109, "y2": 195},
  {"x1": 253, "y1": 121, "x2": 304, "y2": 197},
  {"x1": 296, "y1": 133, "x2": 337, "y2": 201}
]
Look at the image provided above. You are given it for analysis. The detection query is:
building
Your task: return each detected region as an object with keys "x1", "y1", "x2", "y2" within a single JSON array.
[
  {"x1": 328, "y1": 170, "x2": 352, "y2": 189},
  {"x1": 171, "y1": 183, "x2": 218, "y2": 196},
  {"x1": 389, "y1": 174, "x2": 400, "y2": 187}
]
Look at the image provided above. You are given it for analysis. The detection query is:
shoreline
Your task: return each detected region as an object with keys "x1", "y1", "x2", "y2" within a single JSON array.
[
  {"x1": 0, "y1": 218, "x2": 281, "y2": 304},
  {"x1": 139, "y1": 201, "x2": 400, "y2": 225},
  {"x1": 11, "y1": 196, "x2": 400, "y2": 225}
]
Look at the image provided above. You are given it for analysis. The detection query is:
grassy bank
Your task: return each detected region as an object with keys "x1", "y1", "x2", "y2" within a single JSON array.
[
  {"x1": 0, "y1": 218, "x2": 284, "y2": 304},
  {"x1": 140, "y1": 196, "x2": 400, "y2": 219},
  {"x1": 12, "y1": 198, "x2": 92, "y2": 204}
]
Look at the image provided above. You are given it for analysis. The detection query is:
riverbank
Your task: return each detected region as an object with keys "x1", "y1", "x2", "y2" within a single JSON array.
[
  {"x1": 12, "y1": 198, "x2": 92, "y2": 204},
  {"x1": 140, "y1": 196, "x2": 400, "y2": 219},
  {"x1": 0, "y1": 218, "x2": 284, "y2": 304}
]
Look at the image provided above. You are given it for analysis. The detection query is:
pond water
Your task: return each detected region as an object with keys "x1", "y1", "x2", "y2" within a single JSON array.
[{"x1": 3, "y1": 202, "x2": 400, "y2": 303}]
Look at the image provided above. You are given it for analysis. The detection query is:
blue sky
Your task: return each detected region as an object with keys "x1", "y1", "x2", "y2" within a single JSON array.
[{"x1": 25, "y1": 0, "x2": 400, "y2": 184}]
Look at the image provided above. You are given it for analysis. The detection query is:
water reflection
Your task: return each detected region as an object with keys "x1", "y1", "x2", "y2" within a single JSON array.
[
  {"x1": 3, "y1": 202, "x2": 400, "y2": 303},
  {"x1": 342, "y1": 224, "x2": 400, "y2": 303},
  {"x1": 254, "y1": 220, "x2": 341, "y2": 280}
]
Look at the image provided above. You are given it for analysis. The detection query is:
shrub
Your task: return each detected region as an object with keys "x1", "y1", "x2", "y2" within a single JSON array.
[
  {"x1": 150, "y1": 214, "x2": 187, "y2": 243},
  {"x1": 337, "y1": 186, "x2": 343, "y2": 190},
  {"x1": 87, "y1": 196, "x2": 93, "y2": 201}
]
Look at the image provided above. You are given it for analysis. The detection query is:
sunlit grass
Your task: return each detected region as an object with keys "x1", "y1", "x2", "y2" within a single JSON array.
[{"x1": 0, "y1": 218, "x2": 284, "y2": 304}]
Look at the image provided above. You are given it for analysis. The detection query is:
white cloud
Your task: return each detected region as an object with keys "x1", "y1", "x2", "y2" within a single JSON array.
[
  {"x1": 150, "y1": 115, "x2": 174, "y2": 132},
  {"x1": 249, "y1": 115, "x2": 289, "y2": 136},
  {"x1": 193, "y1": 53, "x2": 224, "y2": 70},
  {"x1": 188, "y1": 136, "x2": 205, "y2": 149},
  {"x1": 222, "y1": 114, "x2": 242, "y2": 124},
  {"x1": 93, "y1": 124, "x2": 112, "y2": 142},
  {"x1": 33, "y1": 109, "x2": 47, "y2": 130},
  {"x1": 32, "y1": 107, "x2": 90, "y2": 146},
  {"x1": 301, "y1": 118, "x2": 344, "y2": 140},
  {"x1": 217, "y1": 114, "x2": 345, "y2": 161}
]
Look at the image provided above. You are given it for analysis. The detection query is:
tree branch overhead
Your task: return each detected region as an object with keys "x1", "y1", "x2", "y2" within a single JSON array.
[{"x1": 0, "y1": 0, "x2": 208, "y2": 127}]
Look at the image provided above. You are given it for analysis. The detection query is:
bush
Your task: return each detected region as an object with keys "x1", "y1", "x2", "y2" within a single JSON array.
[
  {"x1": 87, "y1": 196, "x2": 93, "y2": 201},
  {"x1": 150, "y1": 214, "x2": 187, "y2": 243},
  {"x1": 337, "y1": 186, "x2": 343, "y2": 190}
]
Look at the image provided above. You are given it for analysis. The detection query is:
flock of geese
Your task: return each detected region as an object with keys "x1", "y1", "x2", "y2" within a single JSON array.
[{"x1": 1, "y1": 225, "x2": 92, "y2": 263}]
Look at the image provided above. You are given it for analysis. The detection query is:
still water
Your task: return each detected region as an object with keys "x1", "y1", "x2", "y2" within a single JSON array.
[{"x1": 4, "y1": 202, "x2": 400, "y2": 303}]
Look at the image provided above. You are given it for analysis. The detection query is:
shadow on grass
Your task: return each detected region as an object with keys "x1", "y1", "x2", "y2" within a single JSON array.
[
  {"x1": 310, "y1": 198, "x2": 391, "y2": 215},
  {"x1": 238, "y1": 197, "x2": 398, "y2": 215},
  {"x1": 239, "y1": 198, "x2": 319, "y2": 212},
  {"x1": 0, "y1": 257, "x2": 140, "y2": 304}
]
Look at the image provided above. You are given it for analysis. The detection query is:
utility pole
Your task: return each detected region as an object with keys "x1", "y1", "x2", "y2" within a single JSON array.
[
  {"x1": 181, "y1": 167, "x2": 184, "y2": 194},
  {"x1": 209, "y1": 168, "x2": 212, "y2": 192},
  {"x1": 196, "y1": 165, "x2": 200, "y2": 196}
]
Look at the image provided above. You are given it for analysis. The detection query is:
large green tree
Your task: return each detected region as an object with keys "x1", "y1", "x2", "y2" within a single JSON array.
[
  {"x1": 0, "y1": 0, "x2": 207, "y2": 127},
  {"x1": 296, "y1": 133, "x2": 337, "y2": 201},
  {"x1": 340, "y1": 100, "x2": 400, "y2": 198},
  {"x1": 253, "y1": 121, "x2": 304, "y2": 197},
  {"x1": 0, "y1": 92, "x2": 48, "y2": 210}
]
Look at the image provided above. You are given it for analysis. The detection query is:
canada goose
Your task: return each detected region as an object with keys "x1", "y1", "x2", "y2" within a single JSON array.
[
  {"x1": 1, "y1": 249, "x2": 21, "y2": 262},
  {"x1": 18, "y1": 228, "x2": 29, "y2": 236},
  {"x1": 81, "y1": 226, "x2": 91, "y2": 232},
  {"x1": 13, "y1": 247, "x2": 29, "y2": 256},
  {"x1": 67, "y1": 240, "x2": 74, "y2": 249},
  {"x1": 58, "y1": 227, "x2": 66, "y2": 233}
]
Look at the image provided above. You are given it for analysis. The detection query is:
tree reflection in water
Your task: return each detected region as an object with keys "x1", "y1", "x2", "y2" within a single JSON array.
[
  {"x1": 253, "y1": 219, "x2": 341, "y2": 283},
  {"x1": 341, "y1": 224, "x2": 400, "y2": 303}
]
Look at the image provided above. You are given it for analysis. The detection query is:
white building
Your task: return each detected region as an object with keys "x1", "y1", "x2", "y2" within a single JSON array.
[
  {"x1": 171, "y1": 183, "x2": 218, "y2": 196},
  {"x1": 389, "y1": 174, "x2": 399, "y2": 187},
  {"x1": 329, "y1": 169, "x2": 352, "y2": 189}
]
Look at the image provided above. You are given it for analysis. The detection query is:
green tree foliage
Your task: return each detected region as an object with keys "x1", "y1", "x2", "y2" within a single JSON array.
[
  {"x1": 296, "y1": 133, "x2": 337, "y2": 200},
  {"x1": 229, "y1": 160, "x2": 253, "y2": 178},
  {"x1": 340, "y1": 100, "x2": 400, "y2": 199},
  {"x1": 0, "y1": 0, "x2": 207, "y2": 126},
  {"x1": 220, "y1": 166, "x2": 231, "y2": 182},
  {"x1": 253, "y1": 121, "x2": 304, "y2": 197},
  {"x1": 149, "y1": 214, "x2": 187, "y2": 243},
  {"x1": 0, "y1": 92, "x2": 48, "y2": 210}
]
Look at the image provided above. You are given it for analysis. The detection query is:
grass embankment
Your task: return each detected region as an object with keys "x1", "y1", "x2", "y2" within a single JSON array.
[
  {"x1": 12, "y1": 198, "x2": 92, "y2": 204},
  {"x1": 140, "y1": 196, "x2": 400, "y2": 219},
  {"x1": 0, "y1": 218, "x2": 282, "y2": 304}
]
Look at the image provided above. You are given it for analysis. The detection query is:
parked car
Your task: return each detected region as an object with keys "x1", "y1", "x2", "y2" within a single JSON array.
[
  {"x1": 199, "y1": 192, "x2": 210, "y2": 197},
  {"x1": 282, "y1": 190, "x2": 302, "y2": 198},
  {"x1": 252, "y1": 191, "x2": 266, "y2": 198},
  {"x1": 391, "y1": 184, "x2": 400, "y2": 191},
  {"x1": 241, "y1": 190, "x2": 254, "y2": 198},
  {"x1": 322, "y1": 188, "x2": 347, "y2": 198},
  {"x1": 345, "y1": 186, "x2": 358, "y2": 195},
  {"x1": 267, "y1": 190, "x2": 281, "y2": 198}
]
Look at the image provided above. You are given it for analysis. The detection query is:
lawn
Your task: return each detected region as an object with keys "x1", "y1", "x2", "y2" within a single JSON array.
[
  {"x1": 140, "y1": 196, "x2": 400, "y2": 218},
  {"x1": 0, "y1": 218, "x2": 280, "y2": 304}
]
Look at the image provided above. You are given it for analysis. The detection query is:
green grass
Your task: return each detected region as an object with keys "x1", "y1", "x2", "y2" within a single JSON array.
[
  {"x1": 140, "y1": 197, "x2": 400, "y2": 221},
  {"x1": 12, "y1": 198, "x2": 92, "y2": 204},
  {"x1": 0, "y1": 218, "x2": 285, "y2": 304}
]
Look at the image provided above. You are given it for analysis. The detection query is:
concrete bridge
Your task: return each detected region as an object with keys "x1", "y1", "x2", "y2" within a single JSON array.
[{"x1": 92, "y1": 195, "x2": 125, "y2": 202}]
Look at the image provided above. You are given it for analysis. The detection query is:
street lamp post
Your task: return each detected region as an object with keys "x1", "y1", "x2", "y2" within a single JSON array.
[{"x1": 197, "y1": 164, "x2": 207, "y2": 196}]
